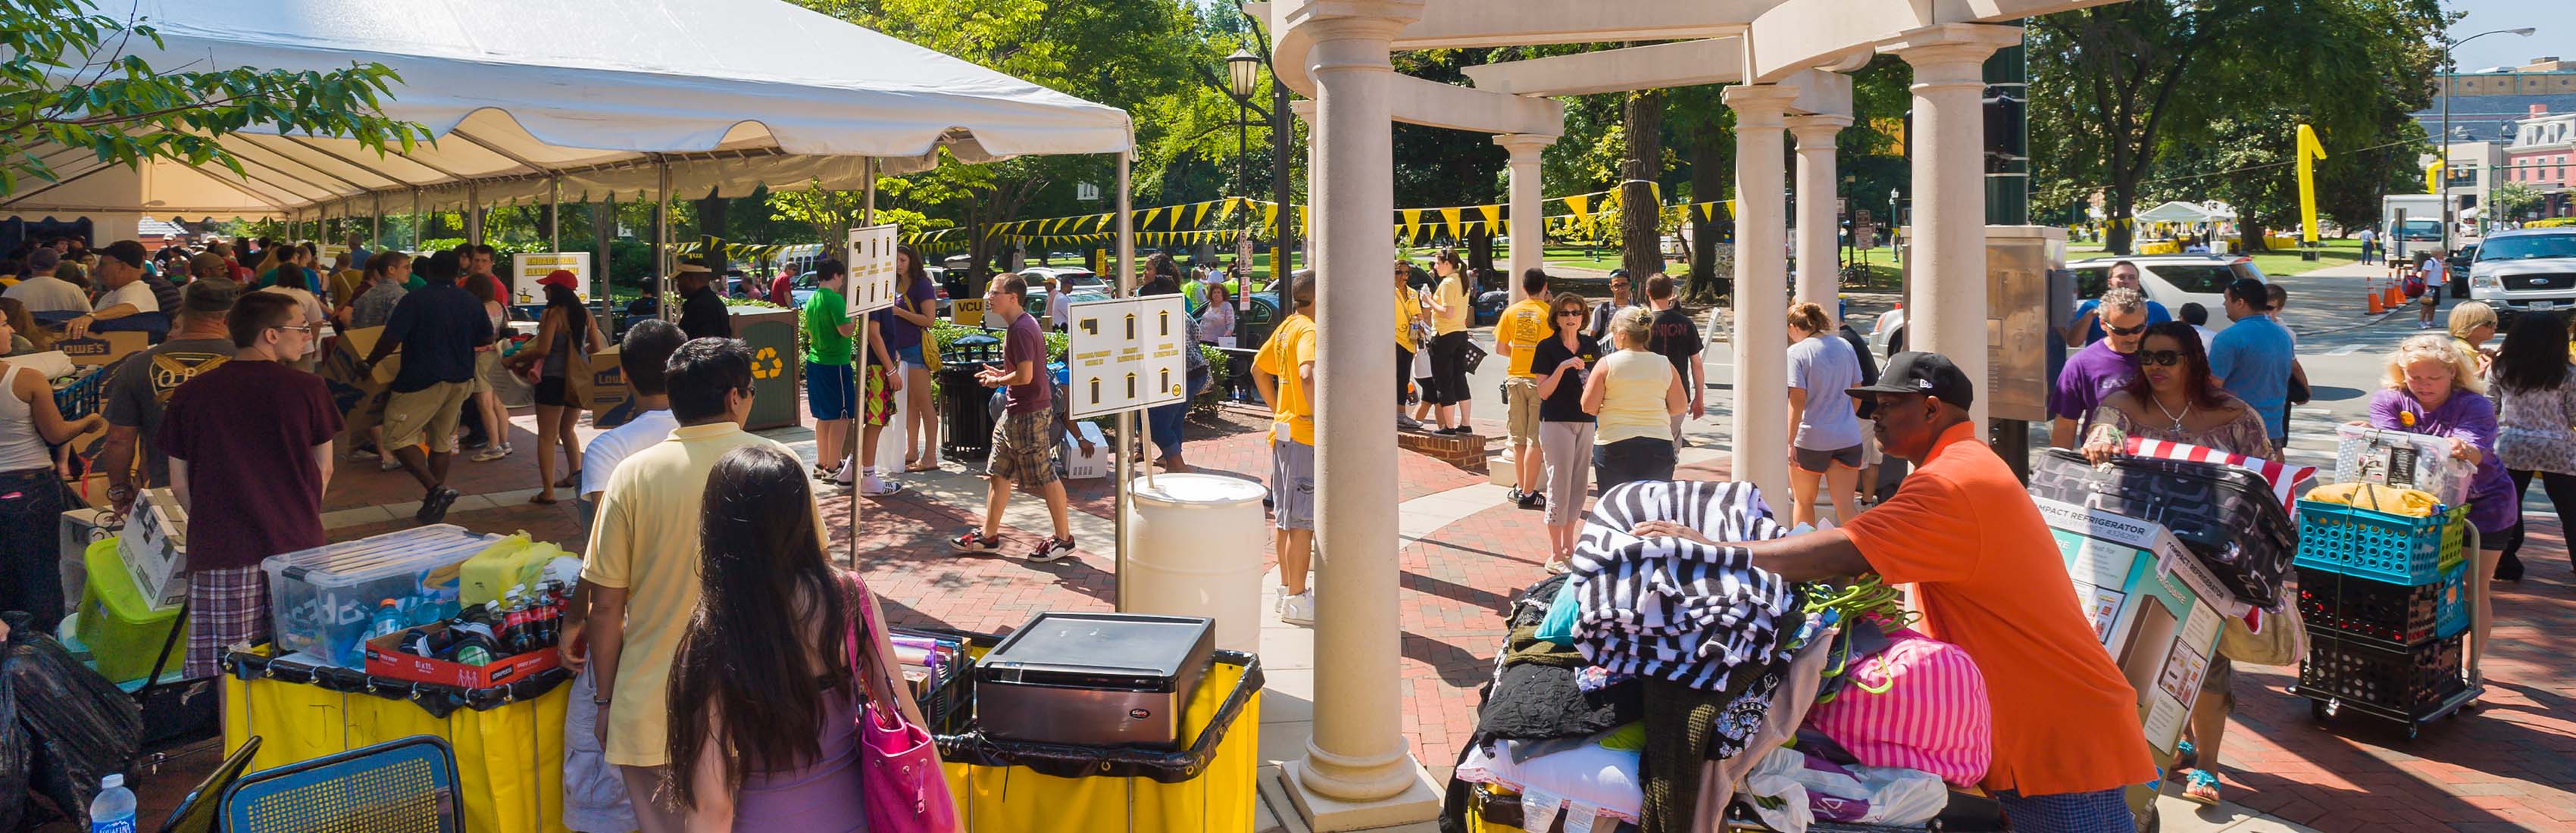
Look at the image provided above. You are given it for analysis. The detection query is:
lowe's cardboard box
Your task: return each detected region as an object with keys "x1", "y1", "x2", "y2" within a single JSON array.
[{"x1": 2036, "y1": 496, "x2": 2246, "y2": 819}]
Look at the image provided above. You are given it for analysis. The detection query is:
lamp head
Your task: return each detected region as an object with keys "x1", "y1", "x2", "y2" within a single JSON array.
[{"x1": 1226, "y1": 48, "x2": 1261, "y2": 101}]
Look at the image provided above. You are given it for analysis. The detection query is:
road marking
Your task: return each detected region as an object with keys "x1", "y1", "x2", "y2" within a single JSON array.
[{"x1": 2326, "y1": 345, "x2": 2367, "y2": 356}]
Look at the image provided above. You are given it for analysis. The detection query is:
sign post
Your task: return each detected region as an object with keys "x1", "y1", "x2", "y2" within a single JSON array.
[{"x1": 841, "y1": 224, "x2": 902, "y2": 539}]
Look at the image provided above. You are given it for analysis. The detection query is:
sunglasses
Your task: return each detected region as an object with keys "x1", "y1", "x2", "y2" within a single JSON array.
[
  {"x1": 2139, "y1": 350, "x2": 2184, "y2": 367},
  {"x1": 2106, "y1": 323, "x2": 2149, "y2": 337}
]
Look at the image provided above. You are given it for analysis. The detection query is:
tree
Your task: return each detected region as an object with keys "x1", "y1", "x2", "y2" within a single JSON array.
[
  {"x1": 1618, "y1": 89, "x2": 1668, "y2": 279},
  {"x1": 0, "y1": 0, "x2": 425, "y2": 194},
  {"x1": 2490, "y1": 180, "x2": 2543, "y2": 222}
]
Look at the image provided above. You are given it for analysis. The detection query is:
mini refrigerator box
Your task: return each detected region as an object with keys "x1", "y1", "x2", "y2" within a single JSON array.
[
  {"x1": 120, "y1": 488, "x2": 189, "y2": 610},
  {"x1": 364, "y1": 623, "x2": 559, "y2": 688},
  {"x1": 1061, "y1": 421, "x2": 1108, "y2": 479},
  {"x1": 2035, "y1": 498, "x2": 2242, "y2": 759},
  {"x1": 974, "y1": 613, "x2": 1215, "y2": 749}
]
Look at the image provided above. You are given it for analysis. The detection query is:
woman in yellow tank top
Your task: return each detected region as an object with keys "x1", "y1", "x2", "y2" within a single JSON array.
[{"x1": 1582, "y1": 306, "x2": 1686, "y2": 490}]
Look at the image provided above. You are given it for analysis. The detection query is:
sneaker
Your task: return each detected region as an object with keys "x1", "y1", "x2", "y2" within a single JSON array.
[
  {"x1": 1279, "y1": 590, "x2": 1315, "y2": 626},
  {"x1": 350, "y1": 447, "x2": 380, "y2": 460},
  {"x1": 860, "y1": 476, "x2": 904, "y2": 498},
  {"x1": 951, "y1": 528, "x2": 1002, "y2": 554},
  {"x1": 1396, "y1": 415, "x2": 1422, "y2": 430},
  {"x1": 415, "y1": 487, "x2": 460, "y2": 524},
  {"x1": 379, "y1": 458, "x2": 403, "y2": 473},
  {"x1": 1522, "y1": 491, "x2": 1547, "y2": 510},
  {"x1": 472, "y1": 444, "x2": 511, "y2": 463},
  {"x1": 1507, "y1": 488, "x2": 1527, "y2": 505},
  {"x1": 459, "y1": 434, "x2": 491, "y2": 450},
  {"x1": 1027, "y1": 536, "x2": 1077, "y2": 563}
]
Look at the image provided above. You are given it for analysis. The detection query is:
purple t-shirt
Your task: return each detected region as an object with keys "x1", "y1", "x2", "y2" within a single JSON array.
[
  {"x1": 874, "y1": 275, "x2": 936, "y2": 352},
  {"x1": 2050, "y1": 340, "x2": 2141, "y2": 425},
  {"x1": 2367, "y1": 388, "x2": 2518, "y2": 535},
  {"x1": 158, "y1": 360, "x2": 344, "y2": 570},
  {"x1": 1002, "y1": 310, "x2": 1052, "y2": 414}
]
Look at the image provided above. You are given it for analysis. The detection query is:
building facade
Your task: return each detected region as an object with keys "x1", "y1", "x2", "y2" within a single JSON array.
[{"x1": 2503, "y1": 105, "x2": 2575, "y2": 220}]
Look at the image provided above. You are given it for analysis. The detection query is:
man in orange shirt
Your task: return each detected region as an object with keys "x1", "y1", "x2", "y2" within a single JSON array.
[{"x1": 1633, "y1": 351, "x2": 2155, "y2": 832}]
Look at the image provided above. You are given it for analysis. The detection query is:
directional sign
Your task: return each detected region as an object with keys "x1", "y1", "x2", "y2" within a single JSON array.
[
  {"x1": 1067, "y1": 295, "x2": 1190, "y2": 419},
  {"x1": 846, "y1": 224, "x2": 901, "y2": 316},
  {"x1": 509, "y1": 252, "x2": 593, "y2": 304}
]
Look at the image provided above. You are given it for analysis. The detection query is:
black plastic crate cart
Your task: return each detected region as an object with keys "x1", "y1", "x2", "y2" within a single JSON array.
[
  {"x1": 51, "y1": 365, "x2": 107, "y2": 420},
  {"x1": 2289, "y1": 510, "x2": 2484, "y2": 739}
]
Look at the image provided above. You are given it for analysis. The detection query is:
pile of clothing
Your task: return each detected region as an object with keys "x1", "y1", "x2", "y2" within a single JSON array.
[{"x1": 1440, "y1": 481, "x2": 2000, "y2": 833}]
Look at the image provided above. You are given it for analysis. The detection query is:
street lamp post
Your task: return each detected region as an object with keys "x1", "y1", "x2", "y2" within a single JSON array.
[
  {"x1": 1226, "y1": 47, "x2": 1261, "y2": 198},
  {"x1": 2441, "y1": 27, "x2": 2535, "y2": 250}
]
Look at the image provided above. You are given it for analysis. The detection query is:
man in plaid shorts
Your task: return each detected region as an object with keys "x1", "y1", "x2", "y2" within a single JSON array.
[
  {"x1": 952, "y1": 273, "x2": 1080, "y2": 563},
  {"x1": 160, "y1": 292, "x2": 342, "y2": 679}
]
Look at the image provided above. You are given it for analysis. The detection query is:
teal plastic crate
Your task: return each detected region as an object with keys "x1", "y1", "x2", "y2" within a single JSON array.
[{"x1": 2293, "y1": 501, "x2": 2465, "y2": 586}]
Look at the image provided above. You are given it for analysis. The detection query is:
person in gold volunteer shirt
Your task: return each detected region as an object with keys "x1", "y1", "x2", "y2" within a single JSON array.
[
  {"x1": 1495, "y1": 269, "x2": 1555, "y2": 510},
  {"x1": 1253, "y1": 270, "x2": 1319, "y2": 626}
]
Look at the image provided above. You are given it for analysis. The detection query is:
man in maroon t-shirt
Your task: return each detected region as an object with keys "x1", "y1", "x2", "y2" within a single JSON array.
[
  {"x1": 768, "y1": 267, "x2": 795, "y2": 307},
  {"x1": 951, "y1": 272, "x2": 1080, "y2": 563},
  {"x1": 160, "y1": 292, "x2": 343, "y2": 678}
]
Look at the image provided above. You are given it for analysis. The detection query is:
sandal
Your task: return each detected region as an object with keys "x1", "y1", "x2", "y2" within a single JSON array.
[
  {"x1": 555, "y1": 470, "x2": 582, "y2": 489},
  {"x1": 530, "y1": 492, "x2": 558, "y2": 505},
  {"x1": 1543, "y1": 559, "x2": 1572, "y2": 575},
  {"x1": 2180, "y1": 769, "x2": 2221, "y2": 806},
  {"x1": 2174, "y1": 740, "x2": 2197, "y2": 772},
  {"x1": 905, "y1": 461, "x2": 939, "y2": 473}
]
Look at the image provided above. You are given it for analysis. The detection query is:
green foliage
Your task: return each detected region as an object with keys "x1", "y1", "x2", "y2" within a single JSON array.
[
  {"x1": 0, "y1": 0, "x2": 427, "y2": 194},
  {"x1": 2489, "y1": 182, "x2": 2544, "y2": 220}
]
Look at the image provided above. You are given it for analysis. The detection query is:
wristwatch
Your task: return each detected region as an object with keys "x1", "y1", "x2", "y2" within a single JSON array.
[{"x1": 106, "y1": 484, "x2": 135, "y2": 504}]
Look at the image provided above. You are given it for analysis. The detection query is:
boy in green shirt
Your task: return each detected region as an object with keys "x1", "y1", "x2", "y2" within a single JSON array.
[{"x1": 802, "y1": 259, "x2": 858, "y2": 482}]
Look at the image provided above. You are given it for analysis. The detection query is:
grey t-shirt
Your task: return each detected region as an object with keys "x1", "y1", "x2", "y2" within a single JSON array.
[
  {"x1": 1786, "y1": 334, "x2": 1865, "y2": 451},
  {"x1": 350, "y1": 280, "x2": 408, "y2": 329},
  {"x1": 102, "y1": 337, "x2": 236, "y2": 486}
]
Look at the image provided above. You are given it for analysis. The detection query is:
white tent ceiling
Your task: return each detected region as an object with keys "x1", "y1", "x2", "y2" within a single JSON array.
[{"x1": 2, "y1": 0, "x2": 1132, "y2": 220}]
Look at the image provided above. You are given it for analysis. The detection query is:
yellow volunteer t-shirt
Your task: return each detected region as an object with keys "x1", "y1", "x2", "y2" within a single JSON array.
[
  {"x1": 583, "y1": 422, "x2": 815, "y2": 767},
  {"x1": 1593, "y1": 349, "x2": 1677, "y2": 444},
  {"x1": 1499, "y1": 297, "x2": 1555, "y2": 377},
  {"x1": 1395, "y1": 286, "x2": 1423, "y2": 352},
  {"x1": 1254, "y1": 312, "x2": 1318, "y2": 445},
  {"x1": 1432, "y1": 275, "x2": 1471, "y2": 335}
]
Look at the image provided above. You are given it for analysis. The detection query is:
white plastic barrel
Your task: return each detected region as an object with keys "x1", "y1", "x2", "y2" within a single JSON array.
[{"x1": 1122, "y1": 473, "x2": 1269, "y2": 653}]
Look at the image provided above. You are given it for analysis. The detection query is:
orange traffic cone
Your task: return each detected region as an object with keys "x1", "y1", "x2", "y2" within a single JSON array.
[
  {"x1": 2387, "y1": 285, "x2": 2402, "y2": 307},
  {"x1": 2367, "y1": 288, "x2": 2384, "y2": 314}
]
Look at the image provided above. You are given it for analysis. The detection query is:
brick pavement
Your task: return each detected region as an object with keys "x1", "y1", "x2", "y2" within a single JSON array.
[{"x1": 293, "y1": 398, "x2": 2576, "y2": 832}]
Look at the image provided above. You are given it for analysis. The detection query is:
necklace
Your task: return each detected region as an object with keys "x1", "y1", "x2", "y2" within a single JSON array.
[{"x1": 2152, "y1": 395, "x2": 2191, "y2": 432}]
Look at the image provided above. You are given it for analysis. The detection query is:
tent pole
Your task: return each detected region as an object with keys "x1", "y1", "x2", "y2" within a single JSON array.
[
  {"x1": 411, "y1": 189, "x2": 422, "y2": 251},
  {"x1": 657, "y1": 157, "x2": 673, "y2": 322},
  {"x1": 846, "y1": 159, "x2": 877, "y2": 567},
  {"x1": 1114, "y1": 148, "x2": 1134, "y2": 613},
  {"x1": 549, "y1": 176, "x2": 562, "y2": 253},
  {"x1": 596, "y1": 197, "x2": 614, "y2": 341},
  {"x1": 466, "y1": 184, "x2": 483, "y2": 245},
  {"x1": 373, "y1": 193, "x2": 383, "y2": 252}
]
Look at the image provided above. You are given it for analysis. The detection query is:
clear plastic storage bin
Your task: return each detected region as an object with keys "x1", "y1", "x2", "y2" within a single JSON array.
[{"x1": 264, "y1": 525, "x2": 499, "y2": 668}]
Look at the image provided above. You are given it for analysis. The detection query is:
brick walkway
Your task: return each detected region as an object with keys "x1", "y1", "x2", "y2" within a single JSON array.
[{"x1": 64, "y1": 395, "x2": 2572, "y2": 833}]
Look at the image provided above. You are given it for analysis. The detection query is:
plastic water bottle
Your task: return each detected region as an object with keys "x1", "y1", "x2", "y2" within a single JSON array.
[
  {"x1": 89, "y1": 773, "x2": 135, "y2": 833},
  {"x1": 368, "y1": 599, "x2": 403, "y2": 638}
]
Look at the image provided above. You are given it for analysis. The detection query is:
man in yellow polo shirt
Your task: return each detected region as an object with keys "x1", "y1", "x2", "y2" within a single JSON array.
[
  {"x1": 1253, "y1": 270, "x2": 1318, "y2": 626},
  {"x1": 572, "y1": 337, "x2": 814, "y2": 833},
  {"x1": 1496, "y1": 269, "x2": 1555, "y2": 509}
]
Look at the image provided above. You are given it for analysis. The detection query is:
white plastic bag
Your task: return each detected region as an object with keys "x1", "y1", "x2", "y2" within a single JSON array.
[{"x1": 1741, "y1": 747, "x2": 1949, "y2": 830}]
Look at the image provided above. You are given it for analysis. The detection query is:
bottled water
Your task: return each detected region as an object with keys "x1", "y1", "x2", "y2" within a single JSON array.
[{"x1": 89, "y1": 773, "x2": 135, "y2": 833}]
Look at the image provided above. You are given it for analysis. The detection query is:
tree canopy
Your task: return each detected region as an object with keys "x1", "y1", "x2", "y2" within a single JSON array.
[{"x1": 0, "y1": 0, "x2": 425, "y2": 195}]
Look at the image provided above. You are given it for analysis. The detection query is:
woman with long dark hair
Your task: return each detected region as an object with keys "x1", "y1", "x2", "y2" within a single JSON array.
[
  {"x1": 2490, "y1": 313, "x2": 2576, "y2": 582},
  {"x1": 1421, "y1": 248, "x2": 1474, "y2": 433},
  {"x1": 664, "y1": 444, "x2": 940, "y2": 830},
  {"x1": 2078, "y1": 320, "x2": 2271, "y2": 807},
  {"x1": 506, "y1": 273, "x2": 605, "y2": 504},
  {"x1": 886, "y1": 245, "x2": 942, "y2": 473}
]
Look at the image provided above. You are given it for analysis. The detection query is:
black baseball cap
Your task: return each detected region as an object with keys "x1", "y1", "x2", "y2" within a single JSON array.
[
  {"x1": 1849, "y1": 351, "x2": 1974, "y2": 410},
  {"x1": 101, "y1": 240, "x2": 146, "y2": 269}
]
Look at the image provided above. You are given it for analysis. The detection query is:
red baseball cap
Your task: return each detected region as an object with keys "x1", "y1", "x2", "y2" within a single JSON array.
[{"x1": 536, "y1": 269, "x2": 578, "y2": 289}]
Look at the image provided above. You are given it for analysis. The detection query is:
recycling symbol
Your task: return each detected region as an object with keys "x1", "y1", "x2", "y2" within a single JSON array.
[{"x1": 753, "y1": 346, "x2": 784, "y2": 380}]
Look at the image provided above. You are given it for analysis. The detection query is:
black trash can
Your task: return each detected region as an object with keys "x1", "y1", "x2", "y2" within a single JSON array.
[{"x1": 940, "y1": 332, "x2": 1003, "y2": 460}]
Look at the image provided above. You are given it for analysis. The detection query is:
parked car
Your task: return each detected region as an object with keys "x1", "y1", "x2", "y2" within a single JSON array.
[
  {"x1": 2447, "y1": 245, "x2": 2478, "y2": 298},
  {"x1": 2465, "y1": 228, "x2": 2576, "y2": 326},
  {"x1": 1871, "y1": 254, "x2": 2268, "y2": 357},
  {"x1": 1019, "y1": 266, "x2": 1105, "y2": 295}
]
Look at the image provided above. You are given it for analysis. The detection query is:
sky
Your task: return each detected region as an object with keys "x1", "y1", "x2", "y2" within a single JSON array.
[{"x1": 2445, "y1": 0, "x2": 2576, "y2": 71}]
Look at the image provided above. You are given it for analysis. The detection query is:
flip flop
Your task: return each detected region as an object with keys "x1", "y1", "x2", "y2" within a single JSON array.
[
  {"x1": 530, "y1": 493, "x2": 558, "y2": 505},
  {"x1": 555, "y1": 471, "x2": 582, "y2": 488}
]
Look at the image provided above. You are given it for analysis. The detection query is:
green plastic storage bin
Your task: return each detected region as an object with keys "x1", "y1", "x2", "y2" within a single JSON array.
[{"x1": 77, "y1": 537, "x2": 189, "y2": 685}]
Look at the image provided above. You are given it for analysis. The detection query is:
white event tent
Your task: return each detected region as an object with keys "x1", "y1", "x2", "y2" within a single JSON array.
[{"x1": 2, "y1": 0, "x2": 1134, "y2": 239}]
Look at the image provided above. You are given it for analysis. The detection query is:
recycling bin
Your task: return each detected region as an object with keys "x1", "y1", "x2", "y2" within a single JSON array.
[{"x1": 728, "y1": 305, "x2": 801, "y2": 430}]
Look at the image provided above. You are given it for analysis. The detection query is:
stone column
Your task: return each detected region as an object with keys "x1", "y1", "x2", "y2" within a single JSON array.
[
  {"x1": 1787, "y1": 114, "x2": 1851, "y2": 326},
  {"x1": 1496, "y1": 134, "x2": 1552, "y2": 301},
  {"x1": 1889, "y1": 24, "x2": 2019, "y2": 427},
  {"x1": 1724, "y1": 83, "x2": 1799, "y2": 507},
  {"x1": 1288, "y1": 11, "x2": 1441, "y2": 830}
]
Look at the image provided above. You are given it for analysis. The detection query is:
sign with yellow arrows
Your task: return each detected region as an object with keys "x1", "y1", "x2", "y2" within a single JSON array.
[{"x1": 1066, "y1": 295, "x2": 1190, "y2": 420}]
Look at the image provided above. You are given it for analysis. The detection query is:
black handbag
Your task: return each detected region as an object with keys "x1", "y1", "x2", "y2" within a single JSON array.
[{"x1": 2029, "y1": 448, "x2": 2297, "y2": 607}]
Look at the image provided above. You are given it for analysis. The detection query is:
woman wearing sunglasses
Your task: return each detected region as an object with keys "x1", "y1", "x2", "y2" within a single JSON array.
[
  {"x1": 1528, "y1": 293, "x2": 1602, "y2": 570},
  {"x1": 2078, "y1": 320, "x2": 2273, "y2": 809}
]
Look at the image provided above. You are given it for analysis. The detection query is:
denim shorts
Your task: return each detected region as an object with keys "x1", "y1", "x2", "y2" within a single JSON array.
[{"x1": 896, "y1": 344, "x2": 926, "y2": 367}]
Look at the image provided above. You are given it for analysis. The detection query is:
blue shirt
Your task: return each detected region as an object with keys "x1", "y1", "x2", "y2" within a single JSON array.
[
  {"x1": 380, "y1": 280, "x2": 494, "y2": 393},
  {"x1": 2208, "y1": 314, "x2": 2296, "y2": 438},
  {"x1": 2070, "y1": 298, "x2": 2172, "y2": 345}
]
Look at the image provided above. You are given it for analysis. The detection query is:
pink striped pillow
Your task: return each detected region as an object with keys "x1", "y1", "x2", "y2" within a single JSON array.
[{"x1": 1802, "y1": 628, "x2": 1993, "y2": 787}]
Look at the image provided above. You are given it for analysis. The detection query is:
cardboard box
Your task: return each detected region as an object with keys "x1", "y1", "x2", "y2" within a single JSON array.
[
  {"x1": 50, "y1": 332, "x2": 148, "y2": 367},
  {"x1": 325, "y1": 326, "x2": 404, "y2": 388},
  {"x1": 60, "y1": 507, "x2": 113, "y2": 615},
  {"x1": 1060, "y1": 421, "x2": 1107, "y2": 479},
  {"x1": 2037, "y1": 498, "x2": 2240, "y2": 759},
  {"x1": 120, "y1": 488, "x2": 189, "y2": 610},
  {"x1": 364, "y1": 622, "x2": 561, "y2": 688}
]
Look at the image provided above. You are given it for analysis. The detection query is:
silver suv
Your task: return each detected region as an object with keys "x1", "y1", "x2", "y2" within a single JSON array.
[{"x1": 2467, "y1": 228, "x2": 2576, "y2": 325}]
